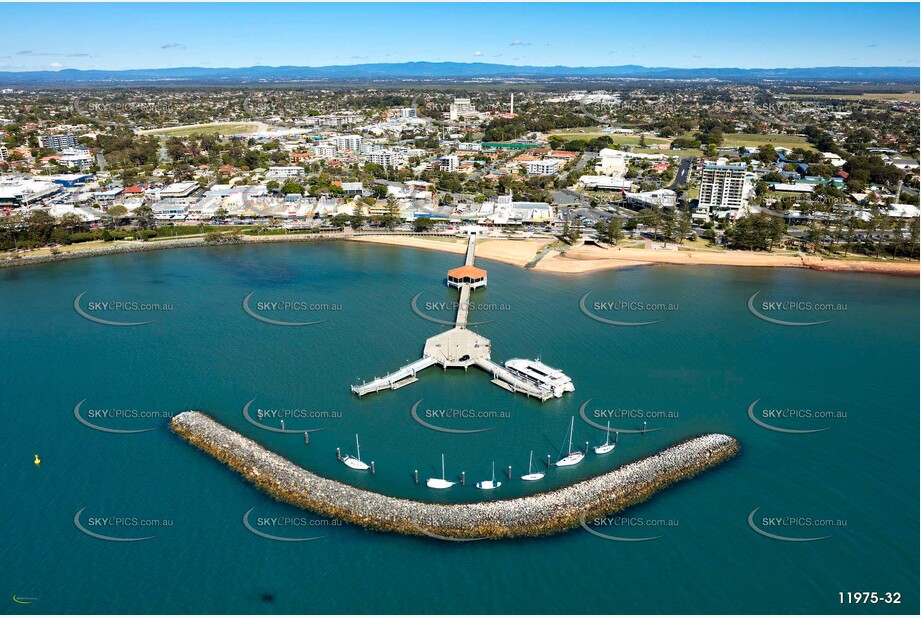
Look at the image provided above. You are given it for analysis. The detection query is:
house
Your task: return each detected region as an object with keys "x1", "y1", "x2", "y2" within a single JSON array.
[
  {"x1": 890, "y1": 158, "x2": 919, "y2": 171},
  {"x1": 334, "y1": 181, "x2": 363, "y2": 196}
]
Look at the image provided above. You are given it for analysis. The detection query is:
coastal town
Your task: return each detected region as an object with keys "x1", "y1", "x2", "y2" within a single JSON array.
[
  {"x1": 1, "y1": 84, "x2": 918, "y2": 268},
  {"x1": 3, "y1": 1, "x2": 919, "y2": 616}
]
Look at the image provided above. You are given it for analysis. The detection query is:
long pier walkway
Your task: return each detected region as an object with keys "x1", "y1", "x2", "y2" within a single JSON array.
[
  {"x1": 455, "y1": 284, "x2": 472, "y2": 328},
  {"x1": 351, "y1": 234, "x2": 559, "y2": 401},
  {"x1": 464, "y1": 234, "x2": 477, "y2": 265},
  {"x1": 350, "y1": 356, "x2": 438, "y2": 397}
]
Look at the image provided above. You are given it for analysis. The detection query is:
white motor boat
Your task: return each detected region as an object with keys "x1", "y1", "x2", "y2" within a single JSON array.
[{"x1": 504, "y1": 358, "x2": 574, "y2": 398}]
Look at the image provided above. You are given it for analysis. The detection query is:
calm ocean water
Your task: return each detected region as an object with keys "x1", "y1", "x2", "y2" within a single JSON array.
[{"x1": 1, "y1": 242, "x2": 917, "y2": 614}]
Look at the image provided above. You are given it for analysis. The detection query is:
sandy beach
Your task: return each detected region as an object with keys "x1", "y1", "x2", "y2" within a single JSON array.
[
  {"x1": 4, "y1": 233, "x2": 917, "y2": 277},
  {"x1": 348, "y1": 235, "x2": 920, "y2": 277}
]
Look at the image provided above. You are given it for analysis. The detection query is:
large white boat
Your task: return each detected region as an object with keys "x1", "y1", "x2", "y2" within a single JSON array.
[
  {"x1": 504, "y1": 358, "x2": 574, "y2": 397},
  {"x1": 426, "y1": 453, "x2": 456, "y2": 489},
  {"x1": 555, "y1": 417, "x2": 585, "y2": 467},
  {"x1": 342, "y1": 434, "x2": 371, "y2": 470}
]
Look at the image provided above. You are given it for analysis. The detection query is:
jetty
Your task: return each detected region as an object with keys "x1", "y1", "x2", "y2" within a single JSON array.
[
  {"x1": 171, "y1": 411, "x2": 740, "y2": 540},
  {"x1": 351, "y1": 235, "x2": 555, "y2": 400}
]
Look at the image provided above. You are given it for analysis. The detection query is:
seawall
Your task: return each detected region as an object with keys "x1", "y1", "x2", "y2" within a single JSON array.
[
  {"x1": 0, "y1": 233, "x2": 343, "y2": 270},
  {"x1": 171, "y1": 411, "x2": 740, "y2": 540}
]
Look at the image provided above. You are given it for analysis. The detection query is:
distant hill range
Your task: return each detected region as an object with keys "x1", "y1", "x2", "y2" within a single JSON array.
[{"x1": 0, "y1": 62, "x2": 918, "y2": 85}]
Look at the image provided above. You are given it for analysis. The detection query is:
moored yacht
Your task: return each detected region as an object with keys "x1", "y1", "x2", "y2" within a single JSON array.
[
  {"x1": 555, "y1": 417, "x2": 585, "y2": 467},
  {"x1": 342, "y1": 434, "x2": 371, "y2": 470},
  {"x1": 426, "y1": 453, "x2": 456, "y2": 489},
  {"x1": 521, "y1": 450, "x2": 545, "y2": 481},
  {"x1": 476, "y1": 462, "x2": 502, "y2": 490},
  {"x1": 594, "y1": 421, "x2": 616, "y2": 455}
]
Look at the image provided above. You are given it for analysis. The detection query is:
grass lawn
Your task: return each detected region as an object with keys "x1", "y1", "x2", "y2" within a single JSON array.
[
  {"x1": 140, "y1": 122, "x2": 261, "y2": 137},
  {"x1": 678, "y1": 237, "x2": 726, "y2": 251},
  {"x1": 549, "y1": 128, "x2": 670, "y2": 146},
  {"x1": 720, "y1": 133, "x2": 817, "y2": 151},
  {"x1": 10, "y1": 239, "x2": 135, "y2": 257},
  {"x1": 633, "y1": 147, "x2": 699, "y2": 157}
]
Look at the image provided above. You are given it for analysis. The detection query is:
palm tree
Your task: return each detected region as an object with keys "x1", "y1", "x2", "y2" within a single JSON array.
[
  {"x1": 842, "y1": 216, "x2": 857, "y2": 258},
  {"x1": 875, "y1": 213, "x2": 891, "y2": 259}
]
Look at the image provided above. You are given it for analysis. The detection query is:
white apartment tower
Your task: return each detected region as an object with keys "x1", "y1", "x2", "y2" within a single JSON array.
[
  {"x1": 449, "y1": 98, "x2": 476, "y2": 121},
  {"x1": 696, "y1": 163, "x2": 750, "y2": 220},
  {"x1": 334, "y1": 135, "x2": 362, "y2": 152}
]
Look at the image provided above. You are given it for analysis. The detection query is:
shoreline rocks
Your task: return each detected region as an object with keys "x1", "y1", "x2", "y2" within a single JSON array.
[{"x1": 170, "y1": 411, "x2": 740, "y2": 540}]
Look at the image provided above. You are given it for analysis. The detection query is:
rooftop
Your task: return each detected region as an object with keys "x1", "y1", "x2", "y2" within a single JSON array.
[{"x1": 447, "y1": 265, "x2": 487, "y2": 279}]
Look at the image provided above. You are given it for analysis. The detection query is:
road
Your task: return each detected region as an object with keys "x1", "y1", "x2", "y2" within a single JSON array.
[
  {"x1": 668, "y1": 157, "x2": 692, "y2": 190},
  {"x1": 570, "y1": 151, "x2": 597, "y2": 176}
]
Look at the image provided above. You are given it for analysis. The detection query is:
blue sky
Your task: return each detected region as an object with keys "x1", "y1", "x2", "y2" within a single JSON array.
[{"x1": 0, "y1": 3, "x2": 918, "y2": 71}]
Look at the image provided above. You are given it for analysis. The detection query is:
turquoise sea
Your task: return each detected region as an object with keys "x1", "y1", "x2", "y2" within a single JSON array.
[{"x1": 1, "y1": 242, "x2": 918, "y2": 614}]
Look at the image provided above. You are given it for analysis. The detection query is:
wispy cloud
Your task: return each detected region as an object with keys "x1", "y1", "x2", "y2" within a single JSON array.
[
  {"x1": 17, "y1": 50, "x2": 90, "y2": 58},
  {"x1": 866, "y1": 43, "x2": 878, "y2": 48},
  {"x1": 161, "y1": 43, "x2": 186, "y2": 50},
  {"x1": 350, "y1": 55, "x2": 368, "y2": 60},
  {"x1": 692, "y1": 54, "x2": 703, "y2": 59},
  {"x1": 474, "y1": 51, "x2": 483, "y2": 57},
  {"x1": 510, "y1": 40, "x2": 531, "y2": 47}
]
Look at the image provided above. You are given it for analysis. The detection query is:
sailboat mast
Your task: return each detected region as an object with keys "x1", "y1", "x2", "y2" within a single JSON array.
[
  {"x1": 441, "y1": 453, "x2": 445, "y2": 480},
  {"x1": 568, "y1": 417, "x2": 574, "y2": 452},
  {"x1": 356, "y1": 434, "x2": 361, "y2": 461}
]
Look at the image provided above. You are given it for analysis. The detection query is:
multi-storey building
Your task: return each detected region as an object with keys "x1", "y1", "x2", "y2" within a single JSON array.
[
  {"x1": 695, "y1": 162, "x2": 750, "y2": 221},
  {"x1": 39, "y1": 134, "x2": 78, "y2": 151},
  {"x1": 334, "y1": 135, "x2": 362, "y2": 152}
]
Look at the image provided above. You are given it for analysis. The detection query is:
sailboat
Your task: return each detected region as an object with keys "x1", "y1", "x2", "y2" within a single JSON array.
[
  {"x1": 426, "y1": 453, "x2": 456, "y2": 489},
  {"x1": 476, "y1": 461, "x2": 502, "y2": 490},
  {"x1": 521, "y1": 450, "x2": 545, "y2": 481},
  {"x1": 594, "y1": 421, "x2": 616, "y2": 454},
  {"x1": 342, "y1": 434, "x2": 370, "y2": 470},
  {"x1": 555, "y1": 417, "x2": 585, "y2": 467}
]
